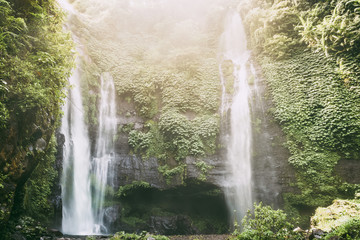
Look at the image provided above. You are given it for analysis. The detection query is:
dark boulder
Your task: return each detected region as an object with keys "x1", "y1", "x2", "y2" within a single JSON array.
[{"x1": 149, "y1": 215, "x2": 198, "y2": 235}]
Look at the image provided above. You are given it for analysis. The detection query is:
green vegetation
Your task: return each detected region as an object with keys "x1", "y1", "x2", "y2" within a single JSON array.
[
  {"x1": 67, "y1": 0, "x2": 225, "y2": 179},
  {"x1": 23, "y1": 137, "x2": 58, "y2": 223},
  {"x1": 311, "y1": 199, "x2": 360, "y2": 232},
  {"x1": 0, "y1": 0, "x2": 359, "y2": 237},
  {"x1": 262, "y1": 50, "x2": 360, "y2": 209},
  {"x1": 116, "y1": 181, "x2": 151, "y2": 198},
  {"x1": 298, "y1": 0, "x2": 360, "y2": 86},
  {"x1": 233, "y1": 202, "x2": 302, "y2": 240},
  {"x1": 10, "y1": 216, "x2": 47, "y2": 240},
  {"x1": 0, "y1": 0, "x2": 74, "y2": 236},
  {"x1": 244, "y1": 0, "x2": 360, "y2": 222},
  {"x1": 158, "y1": 164, "x2": 187, "y2": 185},
  {"x1": 195, "y1": 160, "x2": 214, "y2": 181},
  {"x1": 233, "y1": 201, "x2": 360, "y2": 240},
  {"x1": 324, "y1": 218, "x2": 360, "y2": 240}
]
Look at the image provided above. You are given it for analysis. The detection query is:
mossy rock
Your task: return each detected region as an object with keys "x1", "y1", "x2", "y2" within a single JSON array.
[{"x1": 311, "y1": 199, "x2": 360, "y2": 232}]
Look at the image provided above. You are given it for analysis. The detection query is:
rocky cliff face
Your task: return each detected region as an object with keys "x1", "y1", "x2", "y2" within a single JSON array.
[
  {"x1": 250, "y1": 63, "x2": 298, "y2": 208},
  {"x1": 105, "y1": 72, "x2": 296, "y2": 196},
  {"x1": 51, "y1": 57, "x2": 298, "y2": 234}
]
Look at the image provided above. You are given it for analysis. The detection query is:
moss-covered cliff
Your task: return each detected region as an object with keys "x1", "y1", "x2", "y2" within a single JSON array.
[
  {"x1": 64, "y1": 0, "x2": 233, "y2": 187},
  {"x1": 1, "y1": 0, "x2": 359, "y2": 237},
  {"x1": 0, "y1": 0, "x2": 74, "y2": 236},
  {"x1": 242, "y1": 0, "x2": 360, "y2": 224}
]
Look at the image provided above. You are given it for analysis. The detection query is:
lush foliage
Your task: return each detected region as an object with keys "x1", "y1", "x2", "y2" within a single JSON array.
[
  {"x1": 261, "y1": 50, "x2": 360, "y2": 207},
  {"x1": 10, "y1": 216, "x2": 47, "y2": 240},
  {"x1": 116, "y1": 181, "x2": 151, "y2": 198},
  {"x1": 65, "y1": 0, "x2": 228, "y2": 183},
  {"x1": 158, "y1": 164, "x2": 186, "y2": 185},
  {"x1": 298, "y1": 0, "x2": 360, "y2": 86},
  {"x1": 244, "y1": 0, "x2": 360, "y2": 221},
  {"x1": 128, "y1": 111, "x2": 219, "y2": 162},
  {"x1": 233, "y1": 201, "x2": 360, "y2": 240},
  {"x1": 23, "y1": 137, "x2": 58, "y2": 222},
  {"x1": 324, "y1": 218, "x2": 360, "y2": 240},
  {"x1": 234, "y1": 202, "x2": 302, "y2": 240},
  {"x1": 0, "y1": 0, "x2": 73, "y2": 139},
  {"x1": 244, "y1": 0, "x2": 302, "y2": 59},
  {"x1": 195, "y1": 160, "x2": 214, "y2": 181},
  {"x1": 0, "y1": 0, "x2": 74, "y2": 233}
]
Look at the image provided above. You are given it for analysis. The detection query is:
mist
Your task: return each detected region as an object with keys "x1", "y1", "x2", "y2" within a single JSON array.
[{"x1": 62, "y1": 0, "x2": 240, "y2": 65}]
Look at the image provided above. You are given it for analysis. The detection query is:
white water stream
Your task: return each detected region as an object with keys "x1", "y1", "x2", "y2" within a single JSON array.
[
  {"x1": 220, "y1": 12, "x2": 253, "y2": 225},
  {"x1": 61, "y1": 62, "x2": 95, "y2": 235},
  {"x1": 59, "y1": 0, "x2": 117, "y2": 235},
  {"x1": 92, "y1": 72, "x2": 117, "y2": 234}
]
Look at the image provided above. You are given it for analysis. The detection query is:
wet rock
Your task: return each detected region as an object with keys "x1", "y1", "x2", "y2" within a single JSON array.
[
  {"x1": 311, "y1": 199, "x2": 360, "y2": 232},
  {"x1": 149, "y1": 215, "x2": 198, "y2": 235},
  {"x1": 336, "y1": 159, "x2": 360, "y2": 184},
  {"x1": 293, "y1": 227, "x2": 304, "y2": 233},
  {"x1": 308, "y1": 228, "x2": 326, "y2": 239},
  {"x1": 114, "y1": 155, "x2": 167, "y2": 189},
  {"x1": 35, "y1": 138, "x2": 47, "y2": 151},
  {"x1": 104, "y1": 205, "x2": 121, "y2": 225},
  {"x1": 48, "y1": 228, "x2": 63, "y2": 237},
  {"x1": 10, "y1": 232, "x2": 26, "y2": 240},
  {"x1": 134, "y1": 122, "x2": 143, "y2": 129}
]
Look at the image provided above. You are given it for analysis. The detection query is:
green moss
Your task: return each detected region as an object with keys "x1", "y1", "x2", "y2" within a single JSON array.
[
  {"x1": 116, "y1": 181, "x2": 151, "y2": 198},
  {"x1": 70, "y1": 3, "x2": 223, "y2": 168},
  {"x1": 311, "y1": 199, "x2": 360, "y2": 232},
  {"x1": 195, "y1": 160, "x2": 214, "y2": 181},
  {"x1": 128, "y1": 113, "x2": 219, "y2": 162},
  {"x1": 120, "y1": 216, "x2": 146, "y2": 228},
  {"x1": 23, "y1": 137, "x2": 58, "y2": 223},
  {"x1": 158, "y1": 164, "x2": 186, "y2": 185},
  {"x1": 245, "y1": 0, "x2": 360, "y2": 222},
  {"x1": 260, "y1": 50, "x2": 360, "y2": 210},
  {"x1": 80, "y1": 58, "x2": 101, "y2": 126}
]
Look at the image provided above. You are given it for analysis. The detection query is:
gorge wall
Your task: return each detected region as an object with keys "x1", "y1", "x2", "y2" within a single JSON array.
[
  {"x1": 49, "y1": 1, "x2": 300, "y2": 234},
  {"x1": 50, "y1": 0, "x2": 298, "y2": 234},
  {"x1": 1, "y1": 0, "x2": 360, "y2": 238}
]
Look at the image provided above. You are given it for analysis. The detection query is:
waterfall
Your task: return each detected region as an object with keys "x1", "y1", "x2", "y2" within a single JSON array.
[
  {"x1": 59, "y1": 0, "x2": 117, "y2": 234},
  {"x1": 220, "y1": 12, "x2": 253, "y2": 226},
  {"x1": 92, "y1": 72, "x2": 117, "y2": 234},
  {"x1": 61, "y1": 62, "x2": 95, "y2": 235}
]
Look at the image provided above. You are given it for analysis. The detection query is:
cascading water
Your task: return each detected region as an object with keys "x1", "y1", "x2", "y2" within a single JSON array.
[
  {"x1": 220, "y1": 12, "x2": 253, "y2": 225},
  {"x1": 92, "y1": 72, "x2": 117, "y2": 233},
  {"x1": 61, "y1": 62, "x2": 95, "y2": 235},
  {"x1": 59, "y1": 0, "x2": 117, "y2": 234}
]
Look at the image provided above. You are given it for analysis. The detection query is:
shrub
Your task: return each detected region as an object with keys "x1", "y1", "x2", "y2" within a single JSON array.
[
  {"x1": 325, "y1": 218, "x2": 360, "y2": 240},
  {"x1": 234, "y1": 202, "x2": 302, "y2": 240}
]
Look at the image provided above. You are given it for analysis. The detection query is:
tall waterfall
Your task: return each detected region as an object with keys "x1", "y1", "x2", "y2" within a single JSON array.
[
  {"x1": 59, "y1": 0, "x2": 117, "y2": 234},
  {"x1": 61, "y1": 63, "x2": 95, "y2": 235},
  {"x1": 220, "y1": 12, "x2": 253, "y2": 225},
  {"x1": 92, "y1": 72, "x2": 117, "y2": 233}
]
